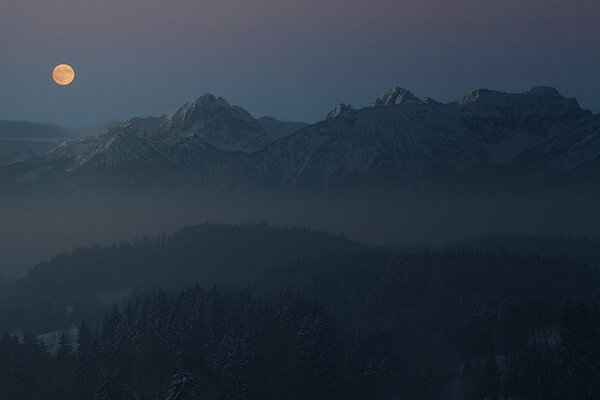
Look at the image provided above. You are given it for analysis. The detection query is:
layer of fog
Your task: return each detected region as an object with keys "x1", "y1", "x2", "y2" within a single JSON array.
[{"x1": 0, "y1": 191, "x2": 598, "y2": 279}]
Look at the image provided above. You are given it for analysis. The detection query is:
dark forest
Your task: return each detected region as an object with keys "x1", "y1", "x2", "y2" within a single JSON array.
[{"x1": 1, "y1": 224, "x2": 599, "y2": 399}]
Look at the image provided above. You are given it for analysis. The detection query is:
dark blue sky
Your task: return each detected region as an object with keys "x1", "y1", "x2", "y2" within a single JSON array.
[{"x1": 1, "y1": 0, "x2": 598, "y2": 127}]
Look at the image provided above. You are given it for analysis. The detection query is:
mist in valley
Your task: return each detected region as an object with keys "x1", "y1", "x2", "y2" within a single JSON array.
[{"x1": 1, "y1": 190, "x2": 598, "y2": 279}]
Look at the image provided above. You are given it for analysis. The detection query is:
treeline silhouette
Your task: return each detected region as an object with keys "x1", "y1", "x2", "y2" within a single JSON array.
[
  {"x1": 0, "y1": 287, "x2": 389, "y2": 400},
  {"x1": 448, "y1": 234, "x2": 600, "y2": 267},
  {"x1": 0, "y1": 223, "x2": 366, "y2": 332},
  {"x1": 1, "y1": 289, "x2": 600, "y2": 399},
  {"x1": 1, "y1": 224, "x2": 600, "y2": 399},
  {"x1": 257, "y1": 252, "x2": 600, "y2": 398}
]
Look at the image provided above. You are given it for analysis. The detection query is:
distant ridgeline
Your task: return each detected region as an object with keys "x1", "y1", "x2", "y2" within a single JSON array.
[
  {"x1": 1, "y1": 224, "x2": 600, "y2": 399},
  {"x1": 1, "y1": 87, "x2": 600, "y2": 195}
]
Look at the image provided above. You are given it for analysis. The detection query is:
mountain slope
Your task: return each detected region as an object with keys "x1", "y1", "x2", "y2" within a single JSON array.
[
  {"x1": 0, "y1": 95, "x2": 305, "y2": 189},
  {"x1": 246, "y1": 93, "x2": 491, "y2": 194},
  {"x1": 257, "y1": 116, "x2": 309, "y2": 141},
  {"x1": 243, "y1": 87, "x2": 599, "y2": 194},
  {"x1": 1, "y1": 87, "x2": 599, "y2": 194},
  {"x1": 165, "y1": 94, "x2": 272, "y2": 152}
]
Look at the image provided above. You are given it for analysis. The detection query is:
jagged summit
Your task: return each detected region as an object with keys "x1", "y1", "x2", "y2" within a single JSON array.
[
  {"x1": 367, "y1": 86, "x2": 581, "y2": 113},
  {"x1": 527, "y1": 86, "x2": 585, "y2": 109},
  {"x1": 457, "y1": 88, "x2": 504, "y2": 106},
  {"x1": 457, "y1": 86, "x2": 573, "y2": 106},
  {"x1": 371, "y1": 87, "x2": 423, "y2": 107},
  {"x1": 455, "y1": 86, "x2": 588, "y2": 120},
  {"x1": 168, "y1": 94, "x2": 254, "y2": 130},
  {"x1": 175, "y1": 94, "x2": 231, "y2": 115},
  {"x1": 327, "y1": 104, "x2": 355, "y2": 119},
  {"x1": 528, "y1": 86, "x2": 561, "y2": 96},
  {"x1": 164, "y1": 94, "x2": 230, "y2": 127}
]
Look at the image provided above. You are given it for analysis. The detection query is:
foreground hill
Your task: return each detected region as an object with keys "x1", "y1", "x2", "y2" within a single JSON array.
[{"x1": 2, "y1": 224, "x2": 600, "y2": 399}]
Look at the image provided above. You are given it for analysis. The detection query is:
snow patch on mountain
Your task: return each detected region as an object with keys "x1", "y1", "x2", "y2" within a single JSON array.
[
  {"x1": 327, "y1": 104, "x2": 356, "y2": 120},
  {"x1": 371, "y1": 87, "x2": 423, "y2": 107}
]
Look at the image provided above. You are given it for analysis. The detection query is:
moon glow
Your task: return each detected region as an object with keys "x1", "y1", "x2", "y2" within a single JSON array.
[{"x1": 52, "y1": 64, "x2": 75, "y2": 86}]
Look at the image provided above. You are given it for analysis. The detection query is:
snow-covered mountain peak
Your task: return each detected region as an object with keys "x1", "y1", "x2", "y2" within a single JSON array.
[
  {"x1": 168, "y1": 94, "x2": 234, "y2": 127},
  {"x1": 371, "y1": 87, "x2": 422, "y2": 107},
  {"x1": 528, "y1": 86, "x2": 561, "y2": 96},
  {"x1": 5, "y1": 86, "x2": 600, "y2": 194},
  {"x1": 526, "y1": 86, "x2": 586, "y2": 112},
  {"x1": 458, "y1": 86, "x2": 575, "y2": 108},
  {"x1": 456, "y1": 87, "x2": 588, "y2": 122},
  {"x1": 193, "y1": 94, "x2": 230, "y2": 109},
  {"x1": 457, "y1": 88, "x2": 502, "y2": 106},
  {"x1": 326, "y1": 104, "x2": 355, "y2": 119}
]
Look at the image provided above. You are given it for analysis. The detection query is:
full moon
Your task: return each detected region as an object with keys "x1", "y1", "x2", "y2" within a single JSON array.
[{"x1": 52, "y1": 64, "x2": 75, "y2": 86}]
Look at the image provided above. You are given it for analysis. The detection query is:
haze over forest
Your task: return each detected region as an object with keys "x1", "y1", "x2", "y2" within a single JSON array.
[{"x1": 1, "y1": 86, "x2": 599, "y2": 278}]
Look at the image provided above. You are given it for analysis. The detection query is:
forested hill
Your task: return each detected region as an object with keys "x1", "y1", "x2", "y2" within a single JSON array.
[
  {"x1": 25, "y1": 222, "x2": 364, "y2": 292},
  {"x1": 3, "y1": 225, "x2": 600, "y2": 334},
  {"x1": 448, "y1": 234, "x2": 600, "y2": 266},
  {"x1": 2, "y1": 225, "x2": 600, "y2": 398},
  {"x1": 0, "y1": 223, "x2": 366, "y2": 332},
  {"x1": 0, "y1": 288, "x2": 346, "y2": 400},
  {"x1": 3, "y1": 272, "x2": 600, "y2": 399}
]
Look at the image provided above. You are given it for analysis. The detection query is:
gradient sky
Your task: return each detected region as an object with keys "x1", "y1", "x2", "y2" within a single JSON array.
[{"x1": 1, "y1": 0, "x2": 599, "y2": 127}]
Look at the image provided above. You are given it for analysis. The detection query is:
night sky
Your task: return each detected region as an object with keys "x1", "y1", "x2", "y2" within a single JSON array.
[{"x1": 1, "y1": 0, "x2": 599, "y2": 127}]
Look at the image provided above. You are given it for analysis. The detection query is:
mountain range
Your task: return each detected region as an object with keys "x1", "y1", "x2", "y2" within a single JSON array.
[{"x1": 1, "y1": 87, "x2": 598, "y2": 195}]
